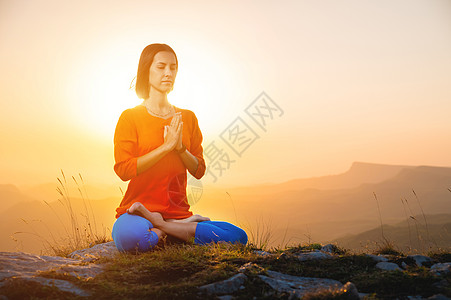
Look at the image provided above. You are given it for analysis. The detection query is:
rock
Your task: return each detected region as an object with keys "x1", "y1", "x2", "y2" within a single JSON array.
[
  {"x1": 277, "y1": 252, "x2": 289, "y2": 260},
  {"x1": 0, "y1": 250, "x2": 107, "y2": 297},
  {"x1": 217, "y1": 295, "x2": 235, "y2": 300},
  {"x1": 68, "y1": 241, "x2": 118, "y2": 262},
  {"x1": 258, "y1": 269, "x2": 344, "y2": 298},
  {"x1": 337, "y1": 282, "x2": 360, "y2": 300},
  {"x1": 366, "y1": 254, "x2": 389, "y2": 262},
  {"x1": 320, "y1": 244, "x2": 336, "y2": 253},
  {"x1": 297, "y1": 251, "x2": 333, "y2": 261},
  {"x1": 393, "y1": 256, "x2": 418, "y2": 269},
  {"x1": 408, "y1": 255, "x2": 433, "y2": 267},
  {"x1": 199, "y1": 273, "x2": 247, "y2": 295},
  {"x1": 44, "y1": 262, "x2": 104, "y2": 279},
  {"x1": 0, "y1": 276, "x2": 91, "y2": 297},
  {"x1": 433, "y1": 279, "x2": 450, "y2": 289},
  {"x1": 238, "y1": 262, "x2": 265, "y2": 275},
  {"x1": 306, "y1": 281, "x2": 359, "y2": 300},
  {"x1": 253, "y1": 250, "x2": 272, "y2": 257},
  {"x1": 428, "y1": 294, "x2": 451, "y2": 300},
  {"x1": 375, "y1": 262, "x2": 402, "y2": 271},
  {"x1": 0, "y1": 251, "x2": 80, "y2": 280},
  {"x1": 430, "y1": 263, "x2": 451, "y2": 276},
  {"x1": 258, "y1": 271, "x2": 296, "y2": 292}
]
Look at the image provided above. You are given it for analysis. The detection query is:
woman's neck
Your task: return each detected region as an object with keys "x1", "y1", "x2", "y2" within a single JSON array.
[{"x1": 145, "y1": 89, "x2": 171, "y2": 111}]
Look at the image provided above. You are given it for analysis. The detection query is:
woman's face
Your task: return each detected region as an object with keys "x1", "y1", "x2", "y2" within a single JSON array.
[{"x1": 148, "y1": 51, "x2": 178, "y2": 94}]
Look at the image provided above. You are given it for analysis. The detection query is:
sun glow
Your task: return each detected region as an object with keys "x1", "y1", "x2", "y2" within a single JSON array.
[
  {"x1": 65, "y1": 46, "x2": 139, "y2": 139},
  {"x1": 65, "y1": 42, "x2": 237, "y2": 139}
]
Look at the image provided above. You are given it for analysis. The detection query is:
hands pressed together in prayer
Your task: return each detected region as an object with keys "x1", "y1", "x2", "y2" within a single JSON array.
[
  {"x1": 160, "y1": 112, "x2": 211, "y2": 224},
  {"x1": 163, "y1": 112, "x2": 184, "y2": 152}
]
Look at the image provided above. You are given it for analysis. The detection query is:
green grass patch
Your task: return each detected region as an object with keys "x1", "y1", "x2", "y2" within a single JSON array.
[{"x1": 2, "y1": 241, "x2": 450, "y2": 299}]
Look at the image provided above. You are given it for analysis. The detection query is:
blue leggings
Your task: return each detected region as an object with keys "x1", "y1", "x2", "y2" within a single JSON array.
[{"x1": 112, "y1": 213, "x2": 248, "y2": 252}]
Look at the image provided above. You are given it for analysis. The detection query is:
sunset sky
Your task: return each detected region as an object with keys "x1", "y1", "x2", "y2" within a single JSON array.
[{"x1": 1, "y1": 0, "x2": 451, "y2": 190}]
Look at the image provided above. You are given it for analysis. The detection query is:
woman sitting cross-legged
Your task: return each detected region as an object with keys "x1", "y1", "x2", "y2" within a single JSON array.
[{"x1": 111, "y1": 43, "x2": 248, "y2": 252}]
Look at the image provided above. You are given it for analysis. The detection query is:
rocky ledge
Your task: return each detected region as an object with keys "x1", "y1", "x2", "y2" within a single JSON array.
[
  {"x1": 0, "y1": 242, "x2": 118, "y2": 297},
  {"x1": 0, "y1": 243, "x2": 450, "y2": 299}
]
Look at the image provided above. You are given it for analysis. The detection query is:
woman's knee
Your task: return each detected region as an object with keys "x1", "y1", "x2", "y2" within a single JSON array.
[
  {"x1": 234, "y1": 226, "x2": 248, "y2": 245},
  {"x1": 212, "y1": 221, "x2": 248, "y2": 245},
  {"x1": 112, "y1": 213, "x2": 159, "y2": 252},
  {"x1": 195, "y1": 221, "x2": 248, "y2": 245}
]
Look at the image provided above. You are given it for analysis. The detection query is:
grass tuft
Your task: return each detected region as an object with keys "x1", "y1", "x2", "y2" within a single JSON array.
[
  {"x1": 14, "y1": 171, "x2": 112, "y2": 257},
  {"x1": 373, "y1": 239, "x2": 404, "y2": 256}
]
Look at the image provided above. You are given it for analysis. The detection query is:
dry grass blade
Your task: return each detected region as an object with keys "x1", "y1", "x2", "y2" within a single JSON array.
[
  {"x1": 243, "y1": 215, "x2": 274, "y2": 251},
  {"x1": 43, "y1": 200, "x2": 71, "y2": 239},
  {"x1": 60, "y1": 169, "x2": 67, "y2": 184},
  {"x1": 278, "y1": 221, "x2": 292, "y2": 250},
  {"x1": 373, "y1": 192, "x2": 387, "y2": 243},
  {"x1": 18, "y1": 171, "x2": 111, "y2": 256},
  {"x1": 400, "y1": 198, "x2": 413, "y2": 251},
  {"x1": 225, "y1": 191, "x2": 238, "y2": 225}
]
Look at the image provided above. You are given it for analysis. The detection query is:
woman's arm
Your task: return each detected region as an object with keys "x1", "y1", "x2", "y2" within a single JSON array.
[
  {"x1": 176, "y1": 147, "x2": 199, "y2": 176},
  {"x1": 136, "y1": 144, "x2": 172, "y2": 176},
  {"x1": 186, "y1": 112, "x2": 206, "y2": 179}
]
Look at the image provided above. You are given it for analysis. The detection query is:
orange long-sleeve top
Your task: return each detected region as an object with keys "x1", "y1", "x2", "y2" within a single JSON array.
[{"x1": 113, "y1": 104, "x2": 206, "y2": 219}]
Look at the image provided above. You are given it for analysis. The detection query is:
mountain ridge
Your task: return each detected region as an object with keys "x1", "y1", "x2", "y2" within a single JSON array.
[
  {"x1": 2, "y1": 161, "x2": 451, "y2": 253},
  {"x1": 227, "y1": 161, "x2": 416, "y2": 195},
  {"x1": 333, "y1": 213, "x2": 451, "y2": 252}
]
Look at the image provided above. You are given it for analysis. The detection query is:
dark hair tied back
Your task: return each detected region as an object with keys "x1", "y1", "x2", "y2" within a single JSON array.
[{"x1": 135, "y1": 43, "x2": 178, "y2": 99}]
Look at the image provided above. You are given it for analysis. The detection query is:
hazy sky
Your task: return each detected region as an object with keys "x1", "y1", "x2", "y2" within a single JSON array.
[{"x1": 1, "y1": 0, "x2": 450, "y2": 189}]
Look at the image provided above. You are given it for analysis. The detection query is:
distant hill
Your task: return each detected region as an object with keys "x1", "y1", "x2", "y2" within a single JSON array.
[
  {"x1": 227, "y1": 162, "x2": 413, "y2": 195},
  {"x1": 198, "y1": 162, "x2": 451, "y2": 221},
  {"x1": 21, "y1": 182, "x2": 124, "y2": 204},
  {"x1": 2, "y1": 162, "x2": 450, "y2": 253},
  {"x1": 0, "y1": 184, "x2": 36, "y2": 213},
  {"x1": 0, "y1": 195, "x2": 119, "y2": 254},
  {"x1": 333, "y1": 213, "x2": 451, "y2": 253},
  {"x1": 194, "y1": 162, "x2": 451, "y2": 248}
]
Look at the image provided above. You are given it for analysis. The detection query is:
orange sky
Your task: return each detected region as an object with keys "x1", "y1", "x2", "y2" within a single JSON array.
[{"x1": 1, "y1": 0, "x2": 451, "y2": 190}]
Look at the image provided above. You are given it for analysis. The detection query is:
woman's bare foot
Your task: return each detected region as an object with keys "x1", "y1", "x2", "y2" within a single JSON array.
[
  {"x1": 127, "y1": 202, "x2": 164, "y2": 227},
  {"x1": 191, "y1": 214, "x2": 211, "y2": 222},
  {"x1": 127, "y1": 201, "x2": 144, "y2": 214},
  {"x1": 125, "y1": 202, "x2": 197, "y2": 242},
  {"x1": 166, "y1": 214, "x2": 211, "y2": 223}
]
